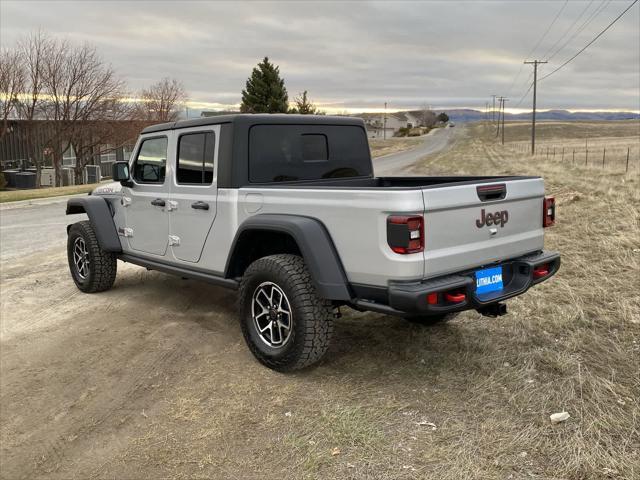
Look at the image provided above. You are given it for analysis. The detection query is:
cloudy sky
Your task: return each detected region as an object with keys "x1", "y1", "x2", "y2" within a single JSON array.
[{"x1": 2, "y1": 0, "x2": 639, "y2": 114}]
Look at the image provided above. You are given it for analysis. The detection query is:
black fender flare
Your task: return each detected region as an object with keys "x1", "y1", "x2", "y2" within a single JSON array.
[
  {"x1": 226, "y1": 214, "x2": 352, "y2": 301},
  {"x1": 66, "y1": 196, "x2": 122, "y2": 252}
]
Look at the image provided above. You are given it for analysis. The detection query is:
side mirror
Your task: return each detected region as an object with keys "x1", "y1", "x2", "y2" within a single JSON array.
[{"x1": 113, "y1": 161, "x2": 133, "y2": 187}]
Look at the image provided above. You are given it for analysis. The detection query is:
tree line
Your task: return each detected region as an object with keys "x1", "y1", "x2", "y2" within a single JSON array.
[{"x1": 0, "y1": 31, "x2": 186, "y2": 186}]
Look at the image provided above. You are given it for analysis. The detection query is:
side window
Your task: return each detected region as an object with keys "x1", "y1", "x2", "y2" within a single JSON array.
[
  {"x1": 133, "y1": 137, "x2": 167, "y2": 184},
  {"x1": 176, "y1": 132, "x2": 215, "y2": 185}
]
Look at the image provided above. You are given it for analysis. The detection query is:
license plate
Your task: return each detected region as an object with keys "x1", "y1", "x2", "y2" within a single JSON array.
[{"x1": 475, "y1": 266, "x2": 503, "y2": 294}]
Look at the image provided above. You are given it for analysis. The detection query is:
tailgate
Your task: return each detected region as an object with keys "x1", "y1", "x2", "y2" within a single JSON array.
[{"x1": 422, "y1": 178, "x2": 545, "y2": 278}]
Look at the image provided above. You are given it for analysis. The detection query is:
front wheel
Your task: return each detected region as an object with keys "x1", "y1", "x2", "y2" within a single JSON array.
[
  {"x1": 67, "y1": 221, "x2": 117, "y2": 293},
  {"x1": 238, "y1": 254, "x2": 334, "y2": 372}
]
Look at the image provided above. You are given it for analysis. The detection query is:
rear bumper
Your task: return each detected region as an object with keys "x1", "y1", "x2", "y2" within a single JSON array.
[{"x1": 351, "y1": 250, "x2": 560, "y2": 316}]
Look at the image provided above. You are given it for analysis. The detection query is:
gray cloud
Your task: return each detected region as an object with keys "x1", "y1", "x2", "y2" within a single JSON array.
[{"x1": 1, "y1": 0, "x2": 638, "y2": 112}]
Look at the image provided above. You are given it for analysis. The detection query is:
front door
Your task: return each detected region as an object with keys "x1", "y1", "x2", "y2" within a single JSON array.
[
  {"x1": 124, "y1": 134, "x2": 171, "y2": 256},
  {"x1": 168, "y1": 127, "x2": 218, "y2": 263}
]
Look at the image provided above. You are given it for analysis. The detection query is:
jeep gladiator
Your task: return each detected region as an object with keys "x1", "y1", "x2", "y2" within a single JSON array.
[{"x1": 66, "y1": 114, "x2": 560, "y2": 371}]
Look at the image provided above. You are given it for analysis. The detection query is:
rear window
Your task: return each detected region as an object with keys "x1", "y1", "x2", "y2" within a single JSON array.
[{"x1": 249, "y1": 125, "x2": 371, "y2": 183}]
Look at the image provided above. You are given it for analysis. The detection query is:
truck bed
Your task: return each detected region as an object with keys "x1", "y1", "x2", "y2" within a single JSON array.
[{"x1": 250, "y1": 175, "x2": 539, "y2": 189}]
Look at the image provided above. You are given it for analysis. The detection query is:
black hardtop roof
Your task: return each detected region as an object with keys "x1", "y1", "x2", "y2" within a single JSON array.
[{"x1": 141, "y1": 113, "x2": 365, "y2": 134}]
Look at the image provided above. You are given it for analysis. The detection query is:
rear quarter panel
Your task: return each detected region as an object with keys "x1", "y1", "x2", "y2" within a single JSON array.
[{"x1": 198, "y1": 187, "x2": 426, "y2": 286}]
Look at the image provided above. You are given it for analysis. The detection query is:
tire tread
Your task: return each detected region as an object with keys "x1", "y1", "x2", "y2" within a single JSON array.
[{"x1": 238, "y1": 254, "x2": 333, "y2": 371}]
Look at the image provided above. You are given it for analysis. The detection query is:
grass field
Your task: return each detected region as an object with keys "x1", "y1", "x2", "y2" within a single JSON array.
[
  {"x1": 503, "y1": 120, "x2": 640, "y2": 172},
  {"x1": 115, "y1": 122, "x2": 638, "y2": 479},
  {"x1": 369, "y1": 136, "x2": 424, "y2": 158},
  {"x1": 400, "y1": 121, "x2": 639, "y2": 479},
  {"x1": 0, "y1": 183, "x2": 99, "y2": 203}
]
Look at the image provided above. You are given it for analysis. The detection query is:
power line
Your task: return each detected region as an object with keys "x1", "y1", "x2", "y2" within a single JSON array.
[
  {"x1": 504, "y1": 0, "x2": 568, "y2": 97},
  {"x1": 540, "y1": 0, "x2": 596, "y2": 60},
  {"x1": 513, "y1": 0, "x2": 600, "y2": 105},
  {"x1": 547, "y1": 0, "x2": 613, "y2": 61},
  {"x1": 540, "y1": 0, "x2": 638, "y2": 81},
  {"x1": 527, "y1": 0, "x2": 569, "y2": 59},
  {"x1": 514, "y1": 78, "x2": 534, "y2": 108}
]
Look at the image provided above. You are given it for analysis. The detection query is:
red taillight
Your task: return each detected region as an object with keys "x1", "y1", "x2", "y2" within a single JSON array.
[
  {"x1": 427, "y1": 292, "x2": 438, "y2": 305},
  {"x1": 533, "y1": 263, "x2": 550, "y2": 279},
  {"x1": 387, "y1": 215, "x2": 424, "y2": 254},
  {"x1": 543, "y1": 196, "x2": 555, "y2": 227}
]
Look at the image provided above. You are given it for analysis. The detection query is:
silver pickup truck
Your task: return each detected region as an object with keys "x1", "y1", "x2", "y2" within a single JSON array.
[{"x1": 66, "y1": 114, "x2": 560, "y2": 371}]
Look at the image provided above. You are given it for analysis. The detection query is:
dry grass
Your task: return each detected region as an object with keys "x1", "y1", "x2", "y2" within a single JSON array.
[
  {"x1": 501, "y1": 120, "x2": 640, "y2": 173},
  {"x1": 370, "y1": 136, "x2": 424, "y2": 158},
  {"x1": 0, "y1": 183, "x2": 99, "y2": 203},
  {"x1": 1, "y1": 122, "x2": 638, "y2": 480},
  {"x1": 108, "y1": 122, "x2": 638, "y2": 480}
]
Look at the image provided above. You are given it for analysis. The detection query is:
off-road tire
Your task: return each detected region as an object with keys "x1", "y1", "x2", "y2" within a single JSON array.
[
  {"x1": 238, "y1": 254, "x2": 334, "y2": 372},
  {"x1": 67, "y1": 221, "x2": 117, "y2": 293},
  {"x1": 404, "y1": 312, "x2": 458, "y2": 326}
]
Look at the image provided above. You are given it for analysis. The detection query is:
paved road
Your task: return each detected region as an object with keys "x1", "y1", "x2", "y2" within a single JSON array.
[
  {"x1": 0, "y1": 195, "x2": 87, "y2": 264},
  {"x1": 374, "y1": 126, "x2": 456, "y2": 176},
  {"x1": 0, "y1": 129, "x2": 456, "y2": 263}
]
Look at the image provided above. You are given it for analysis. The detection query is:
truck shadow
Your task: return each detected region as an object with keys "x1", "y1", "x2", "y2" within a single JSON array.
[{"x1": 113, "y1": 270, "x2": 493, "y2": 380}]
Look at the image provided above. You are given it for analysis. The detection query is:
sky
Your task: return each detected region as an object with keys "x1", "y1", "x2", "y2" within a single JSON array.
[{"x1": 1, "y1": 0, "x2": 639, "y2": 114}]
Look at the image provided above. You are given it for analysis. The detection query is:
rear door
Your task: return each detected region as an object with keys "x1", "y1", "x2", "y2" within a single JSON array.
[
  {"x1": 167, "y1": 126, "x2": 218, "y2": 263},
  {"x1": 421, "y1": 178, "x2": 545, "y2": 278}
]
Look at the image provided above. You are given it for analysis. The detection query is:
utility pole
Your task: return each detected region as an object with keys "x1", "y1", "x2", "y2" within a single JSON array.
[
  {"x1": 496, "y1": 97, "x2": 504, "y2": 138},
  {"x1": 501, "y1": 98, "x2": 509, "y2": 145},
  {"x1": 383, "y1": 102, "x2": 387, "y2": 140},
  {"x1": 524, "y1": 60, "x2": 547, "y2": 155},
  {"x1": 491, "y1": 95, "x2": 497, "y2": 123}
]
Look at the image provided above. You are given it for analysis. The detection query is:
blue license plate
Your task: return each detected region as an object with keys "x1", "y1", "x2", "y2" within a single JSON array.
[{"x1": 475, "y1": 266, "x2": 504, "y2": 294}]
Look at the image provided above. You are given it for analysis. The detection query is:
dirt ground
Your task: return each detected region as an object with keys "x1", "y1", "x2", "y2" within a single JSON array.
[{"x1": 1, "y1": 121, "x2": 638, "y2": 479}]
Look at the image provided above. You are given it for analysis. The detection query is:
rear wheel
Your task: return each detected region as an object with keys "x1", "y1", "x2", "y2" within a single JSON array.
[
  {"x1": 404, "y1": 312, "x2": 458, "y2": 326},
  {"x1": 67, "y1": 221, "x2": 117, "y2": 293},
  {"x1": 238, "y1": 254, "x2": 334, "y2": 372}
]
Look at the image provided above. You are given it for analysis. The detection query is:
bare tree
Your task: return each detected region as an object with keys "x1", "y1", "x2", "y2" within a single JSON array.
[
  {"x1": 137, "y1": 78, "x2": 186, "y2": 122},
  {"x1": 40, "y1": 39, "x2": 127, "y2": 185},
  {"x1": 0, "y1": 49, "x2": 25, "y2": 139},
  {"x1": 11, "y1": 30, "x2": 51, "y2": 184},
  {"x1": 420, "y1": 104, "x2": 437, "y2": 128}
]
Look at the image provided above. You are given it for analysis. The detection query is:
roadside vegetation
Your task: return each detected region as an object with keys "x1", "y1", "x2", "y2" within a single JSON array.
[
  {"x1": 369, "y1": 136, "x2": 424, "y2": 158},
  {"x1": 0, "y1": 183, "x2": 98, "y2": 203}
]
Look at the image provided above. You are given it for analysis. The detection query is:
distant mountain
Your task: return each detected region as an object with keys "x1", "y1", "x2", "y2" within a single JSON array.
[{"x1": 446, "y1": 109, "x2": 640, "y2": 123}]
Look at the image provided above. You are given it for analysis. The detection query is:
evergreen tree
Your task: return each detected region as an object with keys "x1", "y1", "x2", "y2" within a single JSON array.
[
  {"x1": 290, "y1": 90, "x2": 320, "y2": 115},
  {"x1": 240, "y1": 57, "x2": 289, "y2": 113},
  {"x1": 437, "y1": 112, "x2": 449, "y2": 123}
]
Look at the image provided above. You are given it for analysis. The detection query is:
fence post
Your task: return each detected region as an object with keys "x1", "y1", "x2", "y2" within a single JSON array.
[
  {"x1": 602, "y1": 148, "x2": 605, "y2": 168},
  {"x1": 561, "y1": 147, "x2": 565, "y2": 162},
  {"x1": 572, "y1": 149, "x2": 575, "y2": 164},
  {"x1": 585, "y1": 138, "x2": 588, "y2": 165},
  {"x1": 626, "y1": 147, "x2": 630, "y2": 172},
  {"x1": 547, "y1": 147, "x2": 549, "y2": 158},
  {"x1": 553, "y1": 147, "x2": 556, "y2": 159}
]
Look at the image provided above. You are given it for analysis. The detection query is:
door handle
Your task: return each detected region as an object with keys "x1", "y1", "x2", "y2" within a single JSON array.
[
  {"x1": 191, "y1": 201, "x2": 209, "y2": 210},
  {"x1": 151, "y1": 198, "x2": 166, "y2": 207}
]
